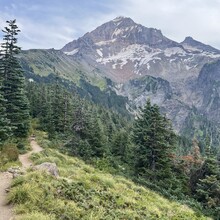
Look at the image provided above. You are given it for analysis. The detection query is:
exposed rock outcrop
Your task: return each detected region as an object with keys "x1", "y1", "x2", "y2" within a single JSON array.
[{"x1": 34, "y1": 162, "x2": 59, "y2": 177}]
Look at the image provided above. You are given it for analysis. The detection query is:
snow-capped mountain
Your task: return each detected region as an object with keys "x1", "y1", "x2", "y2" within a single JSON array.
[
  {"x1": 61, "y1": 17, "x2": 220, "y2": 135},
  {"x1": 19, "y1": 17, "x2": 220, "y2": 146},
  {"x1": 62, "y1": 16, "x2": 220, "y2": 84}
]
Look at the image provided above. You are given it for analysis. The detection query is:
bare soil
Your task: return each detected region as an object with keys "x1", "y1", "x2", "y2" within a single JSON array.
[
  {"x1": 0, "y1": 172, "x2": 13, "y2": 220},
  {"x1": 19, "y1": 139, "x2": 43, "y2": 168},
  {"x1": 0, "y1": 139, "x2": 43, "y2": 220}
]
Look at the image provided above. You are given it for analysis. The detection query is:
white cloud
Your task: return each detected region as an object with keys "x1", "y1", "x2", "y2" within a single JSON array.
[
  {"x1": 116, "y1": 0, "x2": 220, "y2": 48},
  {"x1": 1, "y1": 0, "x2": 220, "y2": 49}
]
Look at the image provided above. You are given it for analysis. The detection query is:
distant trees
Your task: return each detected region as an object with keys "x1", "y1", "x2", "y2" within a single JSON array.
[{"x1": 0, "y1": 19, "x2": 30, "y2": 142}]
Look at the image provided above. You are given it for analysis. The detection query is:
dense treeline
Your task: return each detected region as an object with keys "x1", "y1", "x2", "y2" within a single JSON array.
[
  {"x1": 26, "y1": 80, "x2": 132, "y2": 163},
  {"x1": 0, "y1": 20, "x2": 219, "y2": 219}
]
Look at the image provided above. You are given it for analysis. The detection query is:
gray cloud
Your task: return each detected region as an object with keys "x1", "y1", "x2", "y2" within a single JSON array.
[{"x1": 0, "y1": 0, "x2": 220, "y2": 49}]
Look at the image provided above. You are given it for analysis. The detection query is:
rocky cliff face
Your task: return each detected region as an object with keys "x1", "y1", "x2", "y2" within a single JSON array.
[{"x1": 195, "y1": 60, "x2": 220, "y2": 121}]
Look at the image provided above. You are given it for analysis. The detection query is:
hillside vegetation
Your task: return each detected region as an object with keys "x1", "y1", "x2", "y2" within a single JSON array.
[
  {"x1": 1, "y1": 20, "x2": 219, "y2": 220},
  {"x1": 8, "y1": 135, "x2": 210, "y2": 220}
]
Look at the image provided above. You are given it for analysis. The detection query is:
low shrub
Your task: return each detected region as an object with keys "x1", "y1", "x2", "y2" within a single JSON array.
[{"x1": 2, "y1": 143, "x2": 19, "y2": 161}]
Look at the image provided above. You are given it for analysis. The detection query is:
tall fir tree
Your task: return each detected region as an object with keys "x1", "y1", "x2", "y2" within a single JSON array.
[
  {"x1": 194, "y1": 152, "x2": 220, "y2": 215},
  {"x1": 133, "y1": 99, "x2": 176, "y2": 183},
  {"x1": 0, "y1": 20, "x2": 30, "y2": 137},
  {"x1": 0, "y1": 50, "x2": 11, "y2": 144}
]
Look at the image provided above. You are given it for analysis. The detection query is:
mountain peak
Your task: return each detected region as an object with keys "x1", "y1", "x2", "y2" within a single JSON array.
[
  {"x1": 182, "y1": 36, "x2": 203, "y2": 46},
  {"x1": 111, "y1": 16, "x2": 137, "y2": 27},
  {"x1": 181, "y1": 36, "x2": 220, "y2": 53},
  {"x1": 112, "y1": 16, "x2": 128, "y2": 22}
]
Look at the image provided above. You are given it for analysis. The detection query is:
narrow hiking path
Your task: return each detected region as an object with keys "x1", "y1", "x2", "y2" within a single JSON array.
[
  {"x1": 0, "y1": 138, "x2": 43, "y2": 220},
  {"x1": 0, "y1": 172, "x2": 13, "y2": 220},
  {"x1": 19, "y1": 139, "x2": 43, "y2": 168}
]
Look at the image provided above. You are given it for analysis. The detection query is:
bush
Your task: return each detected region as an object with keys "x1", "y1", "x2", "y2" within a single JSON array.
[
  {"x1": 8, "y1": 183, "x2": 44, "y2": 205},
  {"x1": 2, "y1": 143, "x2": 19, "y2": 161},
  {"x1": 17, "y1": 142, "x2": 25, "y2": 150}
]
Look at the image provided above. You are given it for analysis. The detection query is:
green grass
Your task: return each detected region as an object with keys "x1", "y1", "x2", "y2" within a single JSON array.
[
  {"x1": 20, "y1": 49, "x2": 107, "y2": 90},
  {"x1": 8, "y1": 146, "x2": 211, "y2": 220},
  {"x1": 0, "y1": 138, "x2": 29, "y2": 171}
]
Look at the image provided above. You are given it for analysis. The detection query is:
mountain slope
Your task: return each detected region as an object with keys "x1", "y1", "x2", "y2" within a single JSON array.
[
  {"x1": 9, "y1": 139, "x2": 210, "y2": 219},
  {"x1": 19, "y1": 16, "x2": 220, "y2": 148},
  {"x1": 19, "y1": 49, "x2": 107, "y2": 89}
]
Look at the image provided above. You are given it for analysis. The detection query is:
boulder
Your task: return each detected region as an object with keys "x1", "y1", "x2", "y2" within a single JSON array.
[
  {"x1": 7, "y1": 167, "x2": 24, "y2": 178},
  {"x1": 34, "y1": 162, "x2": 59, "y2": 177}
]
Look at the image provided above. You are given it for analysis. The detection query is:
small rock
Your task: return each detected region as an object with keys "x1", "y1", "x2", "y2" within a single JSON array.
[
  {"x1": 5, "y1": 188, "x2": 10, "y2": 193},
  {"x1": 7, "y1": 167, "x2": 20, "y2": 174},
  {"x1": 34, "y1": 162, "x2": 59, "y2": 177},
  {"x1": 7, "y1": 167, "x2": 24, "y2": 178}
]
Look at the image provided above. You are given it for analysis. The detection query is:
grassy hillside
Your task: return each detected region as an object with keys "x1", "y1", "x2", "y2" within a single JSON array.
[
  {"x1": 7, "y1": 134, "x2": 210, "y2": 220},
  {"x1": 19, "y1": 49, "x2": 107, "y2": 89}
]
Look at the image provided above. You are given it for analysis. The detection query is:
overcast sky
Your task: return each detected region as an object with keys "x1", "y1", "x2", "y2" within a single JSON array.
[{"x1": 0, "y1": 0, "x2": 220, "y2": 50}]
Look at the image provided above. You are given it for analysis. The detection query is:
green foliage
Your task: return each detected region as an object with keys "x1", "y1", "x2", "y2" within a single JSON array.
[
  {"x1": 26, "y1": 80, "x2": 131, "y2": 163},
  {"x1": 111, "y1": 129, "x2": 131, "y2": 162},
  {"x1": 1, "y1": 143, "x2": 19, "y2": 161},
  {"x1": 24, "y1": 70, "x2": 219, "y2": 218},
  {"x1": 16, "y1": 212, "x2": 56, "y2": 220},
  {"x1": 9, "y1": 148, "x2": 209, "y2": 220},
  {"x1": 0, "y1": 19, "x2": 30, "y2": 138},
  {"x1": 133, "y1": 100, "x2": 176, "y2": 184},
  {"x1": 192, "y1": 154, "x2": 220, "y2": 218},
  {"x1": 0, "y1": 93, "x2": 11, "y2": 144},
  {"x1": 181, "y1": 109, "x2": 220, "y2": 154},
  {"x1": 196, "y1": 175, "x2": 220, "y2": 207}
]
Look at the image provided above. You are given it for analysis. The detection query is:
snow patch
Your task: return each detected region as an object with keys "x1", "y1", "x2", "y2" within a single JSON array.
[
  {"x1": 203, "y1": 52, "x2": 220, "y2": 58},
  {"x1": 95, "y1": 39, "x2": 116, "y2": 46},
  {"x1": 112, "y1": 26, "x2": 136, "y2": 38},
  {"x1": 182, "y1": 44, "x2": 203, "y2": 53},
  {"x1": 113, "y1": 16, "x2": 125, "y2": 23},
  {"x1": 164, "y1": 47, "x2": 185, "y2": 57},
  {"x1": 112, "y1": 63, "x2": 117, "y2": 69},
  {"x1": 28, "y1": 78, "x2": 34, "y2": 82},
  {"x1": 96, "y1": 49, "x2": 103, "y2": 57},
  {"x1": 186, "y1": 65, "x2": 192, "y2": 70},
  {"x1": 96, "y1": 44, "x2": 162, "y2": 72},
  {"x1": 137, "y1": 27, "x2": 143, "y2": 32},
  {"x1": 112, "y1": 28, "x2": 124, "y2": 37},
  {"x1": 64, "y1": 48, "x2": 79, "y2": 55}
]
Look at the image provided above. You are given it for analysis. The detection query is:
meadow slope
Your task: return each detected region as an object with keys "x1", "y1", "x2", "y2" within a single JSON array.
[{"x1": 8, "y1": 141, "x2": 210, "y2": 220}]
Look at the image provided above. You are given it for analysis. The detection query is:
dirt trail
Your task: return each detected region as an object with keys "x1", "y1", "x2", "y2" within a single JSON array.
[
  {"x1": 19, "y1": 139, "x2": 43, "y2": 168},
  {"x1": 0, "y1": 139, "x2": 43, "y2": 220},
  {"x1": 0, "y1": 172, "x2": 13, "y2": 220}
]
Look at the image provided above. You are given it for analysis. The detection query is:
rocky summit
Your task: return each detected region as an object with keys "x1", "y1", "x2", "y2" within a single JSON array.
[{"x1": 20, "y1": 17, "x2": 220, "y2": 145}]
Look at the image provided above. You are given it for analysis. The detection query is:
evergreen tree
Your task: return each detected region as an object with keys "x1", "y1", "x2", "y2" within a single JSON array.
[
  {"x1": 0, "y1": 20, "x2": 30, "y2": 137},
  {"x1": 88, "y1": 116, "x2": 106, "y2": 157},
  {"x1": 111, "y1": 129, "x2": 130, "y2": 162},
  {"x1": 194, "y1": 153, "x2": 220, "y2": 215},
  {"x1": 0, "y1": 54, "x2": 11, "y2": 145},
  {"x1": 133, "y1": 99, "x2": 176, "y2": 183}
]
